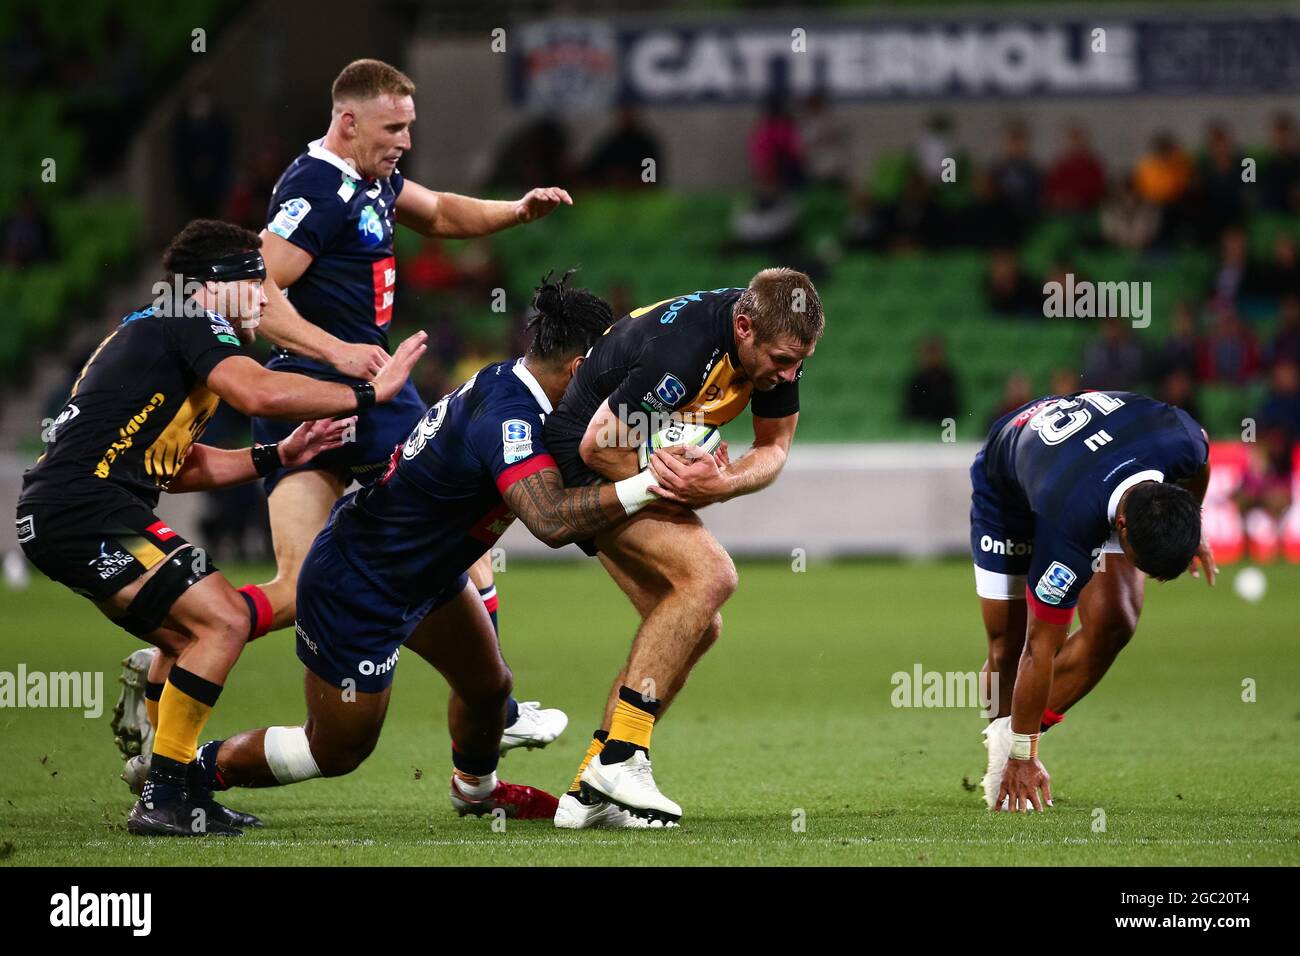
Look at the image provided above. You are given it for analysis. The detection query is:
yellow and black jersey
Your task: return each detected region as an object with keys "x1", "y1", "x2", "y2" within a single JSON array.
[
  {"x1": 20, "y1": 303, "x2": 245, "y2": 508},
  {"x1": 545, "y1": 287, "x2": 801, "y2": 443}
]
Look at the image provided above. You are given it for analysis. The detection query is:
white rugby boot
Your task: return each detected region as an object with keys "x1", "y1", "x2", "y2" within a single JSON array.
[
  {"x1": 554, "y1": 790, "x2": 674, "y2": 829},
  {"x1": 500, "y1": 700, "x2": 569, "y2": 752},
  {"x1": 981, "y1": 715, "x2": 1012, "y2": 810},
  {"x1": 580, "y1": 749, "x2": 681, "y2": 824},
  {"x1": 111, "y1": 648, "x2": 157, "y2": 760}
]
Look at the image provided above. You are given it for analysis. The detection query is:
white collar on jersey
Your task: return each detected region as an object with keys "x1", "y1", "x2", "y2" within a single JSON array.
[
  {"x1": 512, "y1": 358, "x2": 553, "y2": 415},
  {"x1": 307, "y1": 137, "x2": 363, "y2": 179},
  {"x1": 1107, "y1": 468, "x2": 1165, "y2": 524}
]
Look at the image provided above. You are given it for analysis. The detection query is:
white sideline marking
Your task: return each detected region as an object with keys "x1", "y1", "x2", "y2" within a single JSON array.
[{"x1": 81, "y1": 836, "x2": 1293, "y2": 849}]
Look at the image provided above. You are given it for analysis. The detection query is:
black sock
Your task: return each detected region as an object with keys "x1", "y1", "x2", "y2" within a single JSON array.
[
  {"x1": 599, "y1": 739, "x2": 641, "y2": 764},
  {"x1": 142, "y1": 753, "x2": 189, "y2": 805}
]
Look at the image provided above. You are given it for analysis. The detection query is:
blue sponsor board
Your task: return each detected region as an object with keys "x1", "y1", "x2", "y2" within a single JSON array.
[{"x1": 510, "y1": 16, "x2": 1300, "y2": 106}]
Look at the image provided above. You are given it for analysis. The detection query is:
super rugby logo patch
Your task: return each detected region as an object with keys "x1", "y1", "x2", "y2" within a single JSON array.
[
  {"x1": 268, "y1": 197, "x2": 311, "y2": 239},
  {"x1": 502, "y1": 419, "x2": 533, "y2": 465},
  {"x1": 1034, "y1": 561, "x2": 1076, "y2": 606},
  {"x1": 653, "y1": 373, "x2": 687, "y2": 408}
]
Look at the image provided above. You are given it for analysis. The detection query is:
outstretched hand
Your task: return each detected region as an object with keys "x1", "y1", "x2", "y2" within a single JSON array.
[
  {"x1": 515, "y1": 187, "x2": 573, "y2": 223},
  {"x1": 279, "y1": 416, "x2": 357, "y2": 468},
  {"x1": 996, "y1": 757, "x2": 1053, "y2": 813},
  {"x1": 372, "y1": 331, "x2": 428, "y2": 403}
]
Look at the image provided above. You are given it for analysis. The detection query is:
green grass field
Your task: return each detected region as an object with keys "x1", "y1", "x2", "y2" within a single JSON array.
[{"x1": 1, "y1": 558, "x2": 1297, "y2": 866}]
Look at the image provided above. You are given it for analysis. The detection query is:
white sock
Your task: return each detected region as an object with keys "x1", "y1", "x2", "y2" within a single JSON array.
[{"x1": 453, "y1": 770, "x2": 498, "y2": 800}]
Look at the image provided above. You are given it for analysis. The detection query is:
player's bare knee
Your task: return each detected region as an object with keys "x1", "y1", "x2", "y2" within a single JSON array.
[
  {"x1": 485, "y1": 668, "x2": 514, "y2": 710},
  {"x1": 191, "y1": 594, "x2": 252, "y2": 654},
  {"x1": 307, "y1": 732, "x2": 376, "y2": 778},
  {"x1": 986, "y1": 627, "x2": 1024, "y2": 671},
  {"x1": 698, "y1": 612, "x2": 723, "y2": 651},
  {"x1": 1097, "y1": 614, "x2": 1138, "y2": 653},
  {"x1": 459, "y1": 664, "x2": 513, "y2": 712},
  {"x1": 313, "y1": 744, "x2": 371, "y2": 778},
  {"x1": 686, "y1": 549, "x2": 737, "y2": 608}
]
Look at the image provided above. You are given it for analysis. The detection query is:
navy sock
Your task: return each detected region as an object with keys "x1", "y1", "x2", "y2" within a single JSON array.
[
  {"x1": 142, "y1": 753, "x2": 188, "y2": 805},
  {"x1": 452, "y1": 743, "x2": 499, "y2": 779},
  {"x1": 506, "y1": 696, "x2": 519, "y2": 727},
  {"x1": 193, "y1": 739, "x2": 227, "y2": 793}
]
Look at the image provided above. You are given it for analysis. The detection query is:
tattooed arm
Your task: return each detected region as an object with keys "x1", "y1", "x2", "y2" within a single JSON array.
[{"x1": 502, "y1": 466, "x2": 630, "y2": 548}]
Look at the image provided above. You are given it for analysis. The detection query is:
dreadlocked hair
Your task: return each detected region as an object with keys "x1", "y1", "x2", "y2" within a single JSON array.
[{"x1": 525, "y1": 268, "x2": 614, "y2": 364}]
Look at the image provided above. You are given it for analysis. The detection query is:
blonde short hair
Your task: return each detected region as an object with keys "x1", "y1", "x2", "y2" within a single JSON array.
[
  {"x1": 331, "y1": 59, "x2": 416, "y2": 105},
  {"x1": 735, "y1": 267, "x2": 825, "y2": 344}
]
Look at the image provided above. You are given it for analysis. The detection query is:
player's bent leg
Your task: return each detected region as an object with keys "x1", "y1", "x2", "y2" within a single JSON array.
[
  {"x1": 259, "y1": 468, "x2": 348, "y2": 632},
  {"x1": 212, "y1": 667, "x2": 392, "y2": 790},
  {"x1": 577, "y1": 508, "x2": 735, "y2": 824},
  {"x1": 1048, "y1": 554, "x2": 1146, "y2": 717},
  {"x1": 97, "y1": 551, "x2": 254, "y2": 836},
  {"x1": 402, "y1": 581, "x2": 558, "y2": 820},
  {"x1": 980, "y1": 596, "x2": 1027, "y2": 720},
  {"x1": 464, "y1": 550, "x2": 567, "y2": 752},
  {"x1": 978, "y1": 594, "x2": 1027, "y2": 810},
  {"x1": 599, "y1": 507, "x2": 736, "y2": 715}
]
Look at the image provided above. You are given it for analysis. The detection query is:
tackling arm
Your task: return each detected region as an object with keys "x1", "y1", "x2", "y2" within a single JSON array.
[
  {"x1": 205, "y1": 331, "x2": 426, "y2": 419},
  {"x1": 167, "y1": 418, "x2": 354, "y2": 493},
  {"x1": 501, "y1": 465, "x2": 631, "y2": 548}
]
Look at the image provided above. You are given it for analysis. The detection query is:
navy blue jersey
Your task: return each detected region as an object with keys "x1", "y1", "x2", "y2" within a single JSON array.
[
  {"x1": 979, "y1": 391, "x2": 1208, "y2": 621},
  {"x1": 328, "y1": 359, "x2": 557, "y2": 607},
  {"x1": 265, "y1": 139, "x2": 402, "y2": 369}
]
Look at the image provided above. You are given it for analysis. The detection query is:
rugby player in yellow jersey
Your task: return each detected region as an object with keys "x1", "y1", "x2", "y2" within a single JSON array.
[
  {"x1": 15, "y1": 220, "x2": 427, "y2": 836},
  {"x1": 543, "y1": 267, "x2": 824, "y2": 826}
]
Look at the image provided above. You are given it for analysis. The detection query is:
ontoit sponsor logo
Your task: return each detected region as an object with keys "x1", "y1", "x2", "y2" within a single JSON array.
[
  {"x1": 49, "y1": 886, "x2": 151, "y2": 936},
  {"x1": 358, "y1": 648, "x2": 400, "y2": 677},
  {"x1": 979, "y1": 535, "x2": 1031, "y2": 557}
]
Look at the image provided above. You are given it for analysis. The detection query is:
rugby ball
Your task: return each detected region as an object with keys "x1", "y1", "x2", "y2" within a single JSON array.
[{"x1": 639, "y1": 422, "x2": 723, "y2": 469}]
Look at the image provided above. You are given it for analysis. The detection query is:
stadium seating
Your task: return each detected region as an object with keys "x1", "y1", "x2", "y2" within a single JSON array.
[{"x1": 0, "y1": 1, "x2": 230, "y2": 375}]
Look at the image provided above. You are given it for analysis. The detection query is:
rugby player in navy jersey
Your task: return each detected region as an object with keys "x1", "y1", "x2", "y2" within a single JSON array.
[
  {"x1": 252, "y1": 59, "x2": 569, "y2": 628},
  {"x1": 192, "y1": 273, "x2": 669, "y2": 823},
  {"x1": 15, "y1": 221, "x2": 427, "y2": 836},
  {"x1": 116, "y1": 59, "x2": 572, "y2": 766},
  {"x1": 971, "y1": 391, "x2": 1216, "y2": 812}
]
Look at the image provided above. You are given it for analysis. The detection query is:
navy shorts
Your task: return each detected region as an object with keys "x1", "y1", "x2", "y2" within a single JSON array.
[
  {"x1": 969, "y1": 446, "x2": 1036, "y2": 600},
  {"x1": 252, "y1": 359, "x2": 425, "y2": 495},
  {"x1": 294, "y1": 522, "x2": 469, "y2": 693}
]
